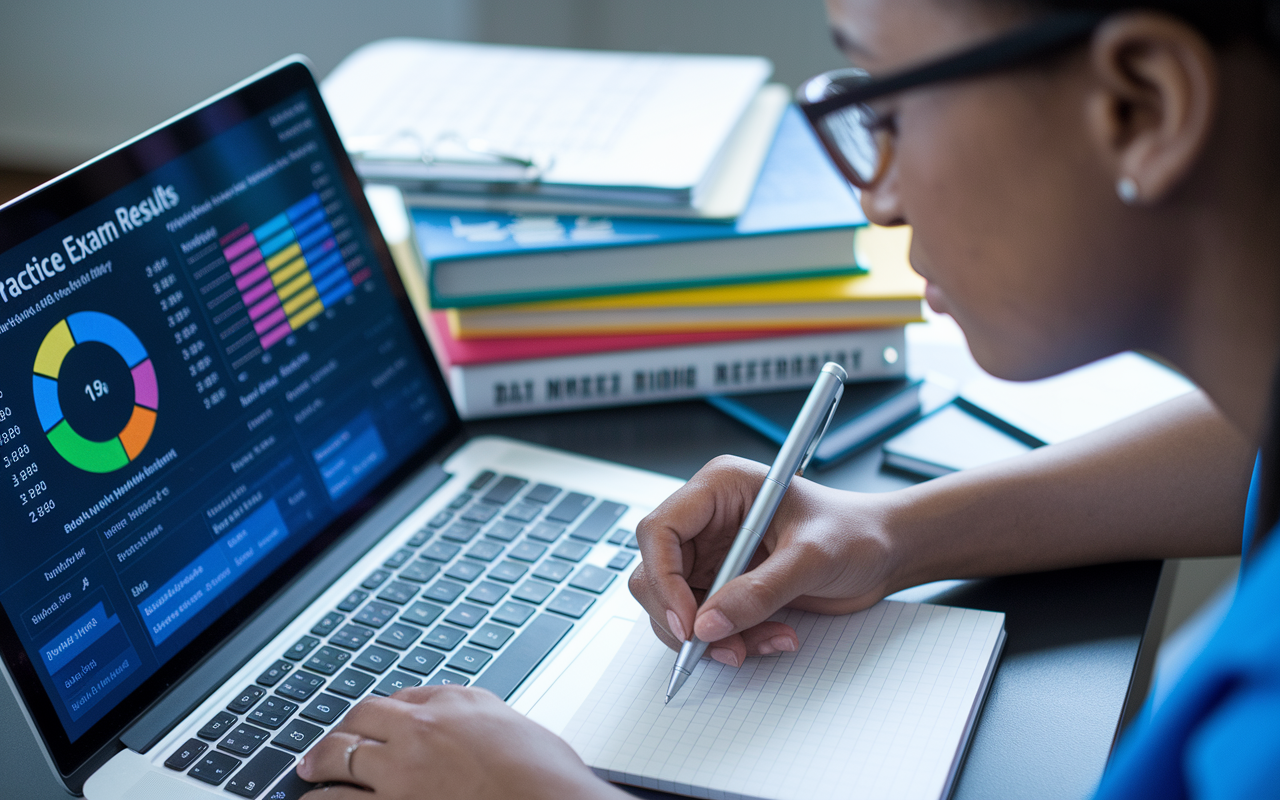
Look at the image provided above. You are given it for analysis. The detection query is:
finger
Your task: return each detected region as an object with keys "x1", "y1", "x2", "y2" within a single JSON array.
[
  {"x1": 331, "y1": 696, "x2": 404, "y2": 741},
  {"x1": 739, "y1": 620, "x2": 799, "y2": 655},
  {"x1": 692, "y1": 544, "x2": 811, "y2": 645},
  {"x1": 298, "y1": 732, "x2": 386, "y2": 787},
  {"x1": 648, "y1": 615, "x2": 683, "y2": 651}
]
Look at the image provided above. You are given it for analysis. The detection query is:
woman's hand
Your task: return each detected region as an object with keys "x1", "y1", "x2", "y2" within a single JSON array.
[
  {"x1": 297, "y1": 685, "x2": 623, "y2": 800},
  {"x1": 628, "y1": 454, "x2": 901, "y2": 668}
]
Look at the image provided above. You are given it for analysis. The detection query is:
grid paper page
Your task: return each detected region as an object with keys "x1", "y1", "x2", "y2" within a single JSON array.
[{"x1": 562, "y1": 601, "x2": 1004, "y2": 800}]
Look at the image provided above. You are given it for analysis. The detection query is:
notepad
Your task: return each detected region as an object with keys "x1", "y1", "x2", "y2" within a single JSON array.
[{"x1": 561, "y1": 602, "x2": 1005, "y2": 800}]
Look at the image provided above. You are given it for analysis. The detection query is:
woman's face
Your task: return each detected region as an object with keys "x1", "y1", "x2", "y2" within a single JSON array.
[{"x1": 828, "y1": 0, "x2": 1174, "y2": 380}]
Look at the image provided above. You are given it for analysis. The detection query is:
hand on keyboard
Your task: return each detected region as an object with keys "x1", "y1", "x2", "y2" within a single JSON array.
[
  {"x1": 295, "y1": 686, "x2": 625, "y2": 800},
  {"x1": 629, "y1": 455, "x2": 900, "y2": 669}
]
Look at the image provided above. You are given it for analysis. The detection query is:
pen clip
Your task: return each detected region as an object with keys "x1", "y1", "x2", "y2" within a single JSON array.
[{"x1": 796, "y1": 385, "x2": 843, "y2": 477}]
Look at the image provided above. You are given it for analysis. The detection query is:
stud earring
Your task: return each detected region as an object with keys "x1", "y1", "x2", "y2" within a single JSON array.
[{"x1": 1116, "y1": 176, "x2": 1139, "y2": 205}]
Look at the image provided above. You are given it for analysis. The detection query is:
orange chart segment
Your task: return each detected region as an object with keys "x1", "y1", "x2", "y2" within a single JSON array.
[{"x1": 119, "y1": 406, "x2": 157, "y2": 460}]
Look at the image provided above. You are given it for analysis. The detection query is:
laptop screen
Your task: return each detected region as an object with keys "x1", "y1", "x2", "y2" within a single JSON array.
[{"x1": 0, "y1": 60, "x2": 458, "y2": 776}]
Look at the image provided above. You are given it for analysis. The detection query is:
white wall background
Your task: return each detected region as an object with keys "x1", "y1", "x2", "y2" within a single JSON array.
[{"x1": 0, "y1": 0, "x2": 842, "y2": 171}]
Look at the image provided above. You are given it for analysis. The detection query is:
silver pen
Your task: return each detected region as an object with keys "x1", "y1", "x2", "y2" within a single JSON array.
[{"x1": 665, "y1": 362, "x2": 847, "y2": 703}]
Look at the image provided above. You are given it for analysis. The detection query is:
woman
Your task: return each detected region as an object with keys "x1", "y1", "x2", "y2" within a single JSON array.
[{"x1": 297, "y1": 0, "x2": 1279, "y2": 796}]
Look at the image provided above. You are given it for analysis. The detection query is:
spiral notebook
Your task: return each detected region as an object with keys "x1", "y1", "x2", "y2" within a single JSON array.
[{"x1": 562, "y1": 602, "x2": 1005, "y2": 800}]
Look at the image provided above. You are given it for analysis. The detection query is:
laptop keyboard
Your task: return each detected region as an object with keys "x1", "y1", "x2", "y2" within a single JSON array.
[{"x1": 163, "y1": 470, "x2": 641, "y2": 798}]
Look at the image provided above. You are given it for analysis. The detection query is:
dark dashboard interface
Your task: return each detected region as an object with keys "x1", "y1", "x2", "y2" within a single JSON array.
[{"x1": 0, "y1": 69, "x2": 450, "y2": 759}]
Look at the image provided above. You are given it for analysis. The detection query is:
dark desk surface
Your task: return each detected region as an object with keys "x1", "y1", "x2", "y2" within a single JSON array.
[{"x1": 0, "y1": 399, "x2": 1165, "y2": 800}]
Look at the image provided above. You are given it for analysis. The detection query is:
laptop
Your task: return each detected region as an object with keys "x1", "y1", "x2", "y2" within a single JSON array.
[{"x1": 0, "y1": 57, "x2": 685, "y2": 799}]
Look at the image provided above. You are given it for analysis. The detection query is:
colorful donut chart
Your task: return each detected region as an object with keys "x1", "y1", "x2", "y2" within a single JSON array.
[{"x1": 32, "y1": 312, "x2": 158, "y2": 473}]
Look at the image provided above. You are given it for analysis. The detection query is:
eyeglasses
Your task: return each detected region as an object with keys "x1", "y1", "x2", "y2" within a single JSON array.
[{"x1": 797, "y1": 11, "x2": 1106, "y2": 189}]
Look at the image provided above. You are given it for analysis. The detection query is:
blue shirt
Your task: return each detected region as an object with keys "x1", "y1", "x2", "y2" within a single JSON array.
[{"x1": 1094, "y1": 456, "x2": 1280, "y2": 799}]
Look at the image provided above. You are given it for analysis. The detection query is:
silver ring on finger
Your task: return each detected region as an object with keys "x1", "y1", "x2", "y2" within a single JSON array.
[{"x1": 343, "y1": 738, "x2": 361, "y2": 779}]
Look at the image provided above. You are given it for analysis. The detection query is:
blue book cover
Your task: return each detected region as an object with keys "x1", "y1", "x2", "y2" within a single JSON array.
[{"x1": 413, "y1": 106, "x2": 869, "y2": 308}]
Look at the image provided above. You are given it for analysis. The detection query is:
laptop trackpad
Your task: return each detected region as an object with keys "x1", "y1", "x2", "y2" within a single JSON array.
[{"x1": 525, "y1": 616, "x2": 636, "y2": 737}]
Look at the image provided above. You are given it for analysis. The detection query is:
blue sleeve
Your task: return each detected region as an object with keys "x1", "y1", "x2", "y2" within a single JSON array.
[{"x1": 1186, "y1": 675, "x2": 1280, "y2": 799}]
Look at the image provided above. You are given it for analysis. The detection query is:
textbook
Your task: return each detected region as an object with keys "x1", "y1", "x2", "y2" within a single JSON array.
[
  {"x1": 412, "y1": 106, "x2": 867, "y2": 308},
  {"x1": 426, "y1": 327, "x2": 908, "y2": 419},
  {"x1": 448, "y1": 225, "x2": 923, "y2": 337}
]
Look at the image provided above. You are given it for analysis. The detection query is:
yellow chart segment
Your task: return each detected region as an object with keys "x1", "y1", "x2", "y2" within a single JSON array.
[{"x1": 33, "y1": 319, "x2": 75, "y2": 379}]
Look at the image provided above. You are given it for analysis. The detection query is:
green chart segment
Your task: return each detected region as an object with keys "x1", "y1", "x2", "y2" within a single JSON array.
[{"x1": 32, "y1": 312, "x2": 159, "y2": 473}]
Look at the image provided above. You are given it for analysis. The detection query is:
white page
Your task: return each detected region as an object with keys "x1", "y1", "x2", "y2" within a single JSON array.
[
  {"x1": 322, "y1": 38, "x2": 771, "y2": 191},
  {"x1": 562, "y1": 602, "x2": 1005, "y2": 800}
]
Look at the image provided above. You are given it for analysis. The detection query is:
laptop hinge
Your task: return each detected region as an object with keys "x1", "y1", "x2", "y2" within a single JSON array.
[{"x1": 119, "y1": 461, "x2": 451, "y2": 754}]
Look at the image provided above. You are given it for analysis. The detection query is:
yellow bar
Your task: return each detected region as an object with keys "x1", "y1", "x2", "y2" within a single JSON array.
[
  {"x1": 266, "y1": 242, "x2": 301, "y2": 271},
  {"x1": 283, "y1": 285, "x2": 318, "y2": 316},
  {"x1": 34, "y1": 319, "x2": 76, "y2": 378},
  {"x1": 289, "y1": 300, "x2": 324, "y2": 329},
  {"x1": 277, "y1": 272, "x2": 313, "y2": 302},
  {"x1": 271, "y1": 256, "x2": 308, "y2": 287}
]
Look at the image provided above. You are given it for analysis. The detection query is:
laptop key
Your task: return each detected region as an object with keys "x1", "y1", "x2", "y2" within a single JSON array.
[
  {"x1": 470, "y1": 623, "x2": 515, "y2": 650},
  {"x1": 508, "y1": 541, "x2": 547, "y2": 563},
  {"x1": 526, "y1": 522, "x2": 565, "y2": 543},
  {"x1": 488, "y1": 560, "x2": 528, "y2": 583},
  {"x1": 467, "y1": 581, "x2": 508, "y2": 605},
  {"x1": 246, "y1": 695, "x2": 299, "y2": 729},
  {"x1": 399, "y1": 559, "x2": 440, "y2": 583},
  {"x1": 300, "y1": 693, "x2": 350, "y2": 725},
  {"x1": 225, "y1": 746, "x2": 294, "y2": 798},
  {"x1": 607, "y1": 551, "x2": 636, "y2": 571},
  {"x1": 407, "y1": 527, "x2": 433, "y2": 546},
  {"x1": 218, "y1": 722, "x2": 270, "y2": 756},
  {"x1": 304, "y1": 645, "x2": 351, "y2": 675},
  {"x1": 283, "y1": 635, "x2": 321, "y2": 661},
  {"x1": 468, "y1": 470, "x2": 497, "y2": 491},
  {"x1": 547, "y1": 589, "x2": 596, "y2": 619},
  {"x1": 427, "y1": 510, "x2": 452, "y2": 528},
  {"x1": 533, "y1": 560, "x2": 574, "y2": 582},
  {"x1": 504, "y1": 501, "x2": 541, "y2": 522},
  {"x1": 227, "y1": 685, "x2": 266, "y2": 714},
  {"x1": 445, "y1": 603, "x2": 487, "y2": 629},
  {"x1": 361, "y1": 568, "x2": 392, "y2": 590},
  {"x1": 423, "y1": 625, "x2": 467, "y2": 650},
  {"x1": 473, "y1": 614, "x2": 574, "y2": 701},
  {"x1": 330, "y1": 624, "x2": 375, "y2": 651},
  {"x1": 336, "y1": 589, "x2": 368, "y2": 612},
  {"x1": 426, "y1": 670, "x2": 470, "y2": 686},
  {"x1": 447, "y1": 492, "x2": 472, "y2": 510},
  {"x1": 447, "y1": 646, "x2": 493, "y2": 675},
  {"x1": 354, "y1": 600, "x2": 398, "y2": 628},
  {"x1": 272, "y1": 718, "x2": 324, "y2": 752},
  {"x1": 267, "y1": 768, "x2": 316, "y2": 800},
  {"x1": 353, "y1": 645, "x2": 398, "y2": 674},
  {"x1": 523, "y1": 483, "x2": 561, "y2": 504},
  {"x1": 377, "y1": 580, "x2": 418, "y2": 605},
  {"x1": 311, "y1": 611, "x2": 345, "y2": 637},
  {"x1": 607, "y1": 527, "x2": 632, "y2": 546},
  {"x1": 551, "y1": 541, "x2": 590, "y2": 563},
  {"x1": 485, "y1": 519, "x2": 524, "y2": 542},
  {"x1": 481, "y1": 475, "x2": 527, "y2": 505},
  {"x1": 422, "y1": 541, "x2": 461, "y2": 562},
  {"x1": 461, "y1": 503, "x2": 499, "y2": 524},
  {"x1": 512, "y1": 580, "x2": 555, "y2": 604},
  {"x1": 256, "y1": 660, "x2": 293, "y2": 687},
  {"x1": 401, "y1": 600, "x2": 445, "y2": 627},
  {"x1": 465, "y1": 540, "x2": 504, "y2": 562},
  {"x1": 376, "y1": 622, "x2": 423, "y2": 651},
  {"x1": 373, "y1": 670, "x2": 423, "y2": 696},
  {"x1": 441, "y1": 521, "x2": 482, "y2": 543},
  {"x1": 400, "y1": 647, "x2": 445, "y2": 676},
  {"x1": 164, "y1": 738, "x2": 208, "y2": 770},
  {"x1": 187, "y1": 750, "x2": 240, "y2": 785},
  {"x1": 546, "y1": 492, "x2": 593, "y2": 524},
  {"x1": 569, "y1": 565, "x2": 617, "y2": 594},
  {"x1": 330, "y1": 668, "x2": 376, "y2": 698},
  {"x1": 569, "y1": 501, "x2": 628, "y2": 543},
  {"x1": 423, "y1": 579, "x2": 465, "y2": 604},
  {"x1": 491, "y1": 601, "x2": 537, "y2": 627},
  {"x1": 276, "y1": 671, "x2": 325, "y2": 702},
  {"x1": 445, "y1": 560, "x2": 485, "y2": 583},
  {"x1": 198, "y1": 711, "x2": 238, "y2": 740},
  {"x1": 624, "y1": 533, "x2": 640, "y2": 550},
  {"x1": 384, "y1": 548, "x2": 415, "y2": 569}
]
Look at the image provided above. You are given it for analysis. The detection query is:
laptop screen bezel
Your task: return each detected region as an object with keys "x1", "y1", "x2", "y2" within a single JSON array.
[{"x1": 0, "y1": 57, "x2": 463, "y2": 783}]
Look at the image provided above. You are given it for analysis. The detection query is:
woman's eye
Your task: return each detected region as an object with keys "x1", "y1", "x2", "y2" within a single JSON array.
[{"x1": 864, "y1": 108, "x2": 898, "y2": 136}]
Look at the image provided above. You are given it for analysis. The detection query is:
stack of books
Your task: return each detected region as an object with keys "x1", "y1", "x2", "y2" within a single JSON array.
[{"x1": 328, "y1": 41, "x2": 926, "y2": 419}]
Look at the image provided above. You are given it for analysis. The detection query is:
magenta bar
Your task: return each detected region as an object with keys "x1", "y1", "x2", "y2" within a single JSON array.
[
  {"x1": 235, "y1": 265, "x2": 270, "y2": 292},
  {"x1": 248, "y1": 293, "x2": 281, "y2": 321},
  {"x1": 242, "y1": 277, "x2": 276, "y2": 306},
  {"x1": 229, "y1": 248, "x2": 264, "y2": 276},
  {"x1": 254, "y1": 307, "x2": 287, "y2": 335},
  {"x1": 260, "y1": 321, "x2": 292, "y2": 349},
  {"x1": 223, "y1": 232, "x2": 258, "y2": 261}
]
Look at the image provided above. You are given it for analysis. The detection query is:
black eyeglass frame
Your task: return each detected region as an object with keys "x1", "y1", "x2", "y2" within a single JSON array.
[{"x1": 797, "y1": 11, "x2": 1107, "y2": 188}]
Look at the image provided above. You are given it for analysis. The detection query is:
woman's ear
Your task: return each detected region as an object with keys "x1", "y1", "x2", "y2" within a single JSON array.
[{"x1": 1084, "y1": 11, "x2": 1218, "y2": 204}]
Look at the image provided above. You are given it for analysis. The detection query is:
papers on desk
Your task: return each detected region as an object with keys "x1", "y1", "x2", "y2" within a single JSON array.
[
  {"x1": 321, "y1": 38, "x2": 782, "y2": 218},
  {"x1": 562, "y1": 603, "x2": 1005, "y2": 800}
]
